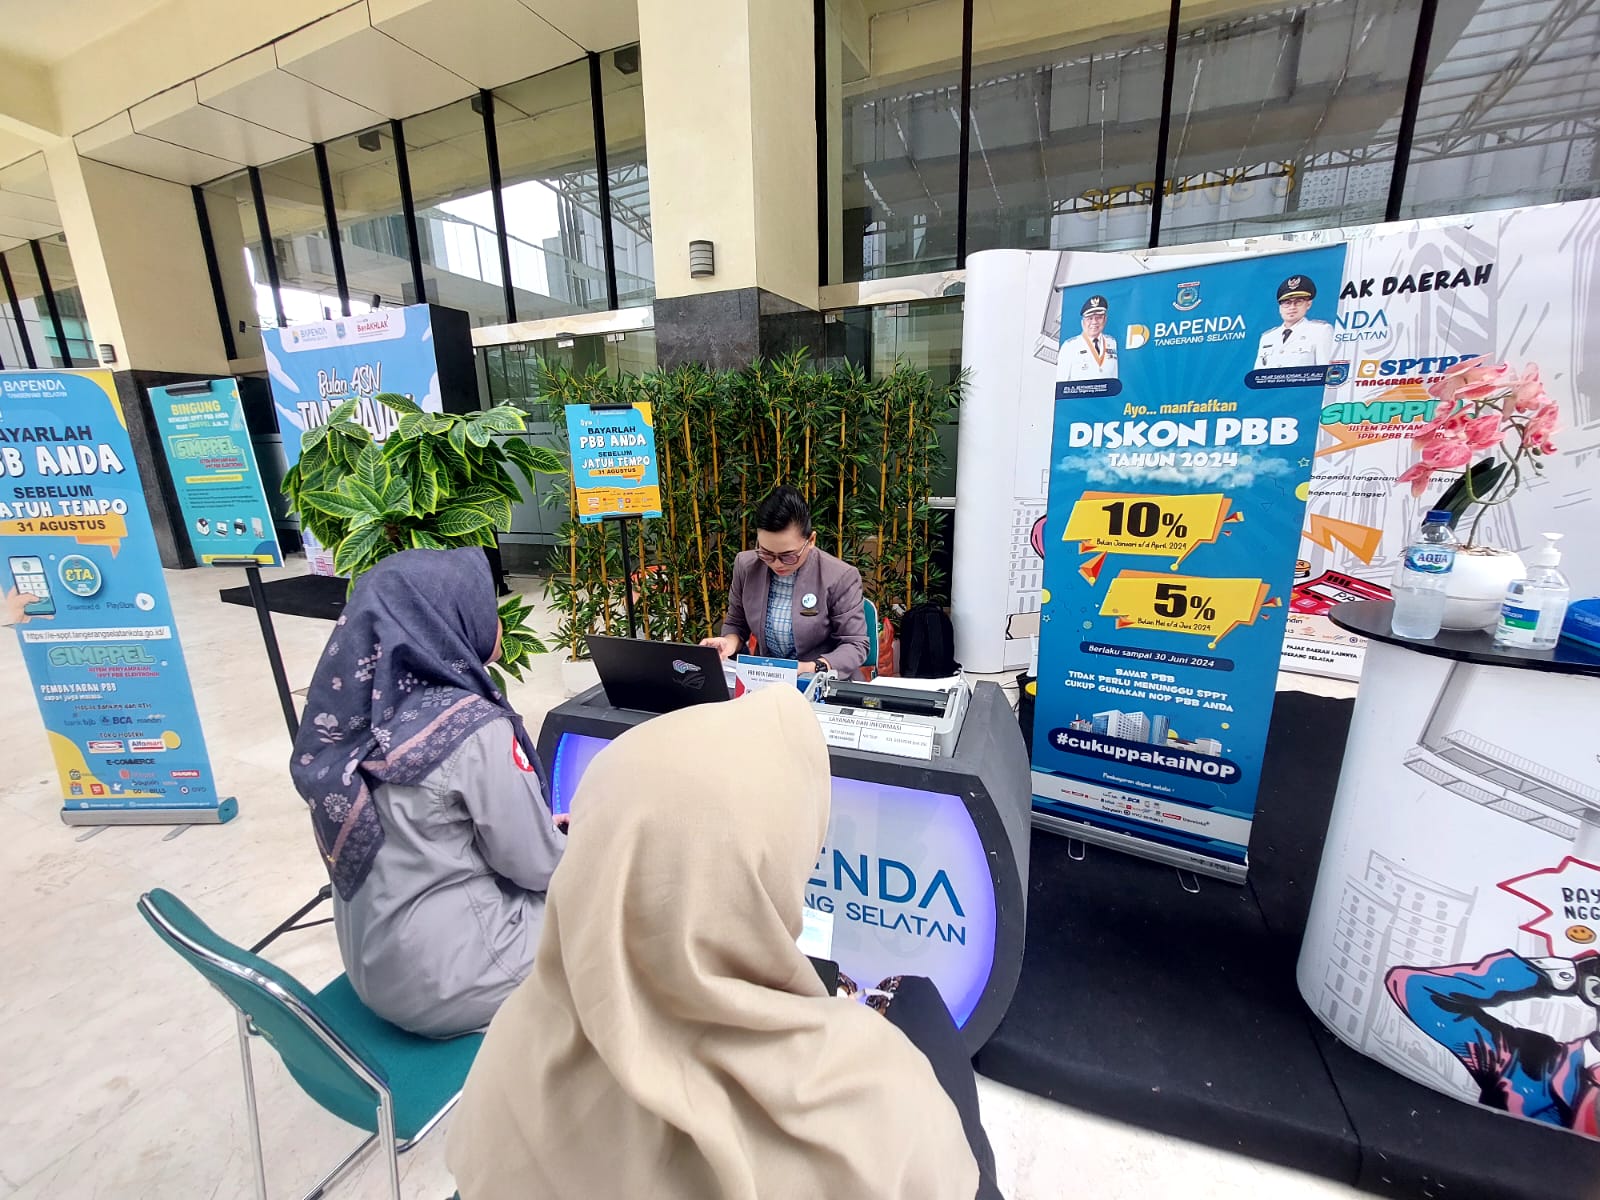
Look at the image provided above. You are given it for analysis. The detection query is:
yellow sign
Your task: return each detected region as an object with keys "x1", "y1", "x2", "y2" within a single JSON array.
[
  {"x1": 0, "y1": 512, "x2": 129, "y2": 555},
  {"x1": 1063, "y1": 491, "x2": 1233, "y2": 569},
  {"x1": 1100, "y1": 571, "x2": 1274, "y2": 648}
]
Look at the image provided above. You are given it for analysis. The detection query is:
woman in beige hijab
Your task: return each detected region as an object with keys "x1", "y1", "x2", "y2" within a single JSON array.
[{"x1": 447, "y1": 684, "x2": 999, "y2": 1200}]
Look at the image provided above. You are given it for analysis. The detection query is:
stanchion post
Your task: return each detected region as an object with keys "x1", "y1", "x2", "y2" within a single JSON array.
[
  {"x1": 614, "y1": 515, "x2": 639, "y2": 640},
  {"x1": 218, "y1": 558, "x2": 299, "y2": 738}
]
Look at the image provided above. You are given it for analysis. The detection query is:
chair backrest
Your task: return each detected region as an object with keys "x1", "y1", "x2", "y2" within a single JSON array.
[
  {"x1": 863, "y1": 597, "x2": 880, "y2": 670},
  {"x1": 138, "y1": 889, "x2": 386, "y2": 1129}
]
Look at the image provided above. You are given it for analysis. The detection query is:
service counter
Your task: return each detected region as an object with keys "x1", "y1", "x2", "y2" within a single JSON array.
[
  {"x1": 537, "y1": 680, "x2": 1032, "y2": 1052},
  {"x1": 1297, "y1": 600, "x2": 1600, "y2": 1140}
]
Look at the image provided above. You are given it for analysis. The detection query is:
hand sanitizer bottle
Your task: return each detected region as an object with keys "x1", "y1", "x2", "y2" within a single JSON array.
[{"x1": 1495, "y1": 533, "x2": 1571, "y2": 650}]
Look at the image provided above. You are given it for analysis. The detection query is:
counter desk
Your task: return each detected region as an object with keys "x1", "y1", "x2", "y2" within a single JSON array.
[
  {"x1": 1297, "y1": 600, "x2": 1600, "y2": 1141},
  {"x1": 538, "y1": 680, "x2": 1032, "y2": 1052}
]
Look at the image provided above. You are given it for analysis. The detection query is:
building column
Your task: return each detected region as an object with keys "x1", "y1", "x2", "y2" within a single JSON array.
[
  {"x1": 43, "y1": 146, "x2": 234, "y2": 568},
  {"x1": 638, "y1": 0, "x2": 824, "y2": 369}
]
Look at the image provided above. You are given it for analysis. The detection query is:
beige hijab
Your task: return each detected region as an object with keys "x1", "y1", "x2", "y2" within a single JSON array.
[{"x1": 447, "y1": 685, "x2": 981, "y2": 1200}]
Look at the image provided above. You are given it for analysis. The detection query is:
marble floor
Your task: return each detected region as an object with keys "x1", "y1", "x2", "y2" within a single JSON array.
[{"x1": 0, "y1": 560, "x2": 1364, "y2": 1200}]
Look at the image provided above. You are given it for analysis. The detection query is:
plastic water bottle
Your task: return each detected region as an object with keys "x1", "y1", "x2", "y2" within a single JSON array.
[{"x1": 1391, "y1": 509, "x2": 1458, "y2": 639}]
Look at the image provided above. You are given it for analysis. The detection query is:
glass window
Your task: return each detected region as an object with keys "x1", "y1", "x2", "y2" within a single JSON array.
[
  {"x1": 405, "y1": 96, "x2": 510, "y2": 327},
  {"x1": 493, "y1": 63, "x2": 609, "y2": 319},
  {"x1": 323, "y1": 124, "x2": 417, "y2": 311},
  {"x1": 826, "y1": 1, "x2": 964, "y2": 281},
  {"x1": 1400, "y1": 0, "x2": 1600, "y2": 218},
  {"x1": 201, "y1": 172, "x2": 276, "y2": 345},
  {"x1": 0, "y1": 251, "x2": 24, "y2": 367},
  {"x1": 823, "y1": 297, "x2": 963, "y2": 495},
  {"x1": 966, "y1": 6, "x2": 1169, "y2": 256},
  {"x1": 2, "y1": 245, "x2": 57, "y2": 366},
  {"x1": 36, "y1": 237, "x2": 95, "y2": 366},
  {"x1": 1158, "y1": 0, "x2": 1421, "y2": 245},
  {"x1": 256, "y1": 151, "x2": 343, "y2": 323},
  {"x1": 599, "y1": 44, "x2": 654, "y2": 307}
]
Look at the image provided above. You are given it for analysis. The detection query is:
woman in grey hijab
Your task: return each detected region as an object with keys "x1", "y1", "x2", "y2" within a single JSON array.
[{"x1": 290, "y1": 547, "x2": 564, "y2": 1036}]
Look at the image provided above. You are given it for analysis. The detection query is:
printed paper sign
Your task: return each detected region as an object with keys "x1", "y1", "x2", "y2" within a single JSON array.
[{"x1": 564, "y1": 402, "x2": 662, "y2": 523}]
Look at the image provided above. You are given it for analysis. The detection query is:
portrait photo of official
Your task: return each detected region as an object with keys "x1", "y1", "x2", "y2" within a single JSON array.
[
  {"x1": 1255, "y1": 275, "x2": 1334, "y2": 368},
  {"x1": 1056, "y1": 295, "x2": 1119, "y2": 382}
]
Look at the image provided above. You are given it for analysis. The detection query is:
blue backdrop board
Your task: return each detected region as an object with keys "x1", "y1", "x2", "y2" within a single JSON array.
[
  {"x1": 0, "y1": 370, "x2": 234, "y2": 826},
  {"x1": 563, "y1": 402, "x2": 662, "y2": 523},
  {"x1": 1030, "y1": 247, "x2": 1347, "y2": 881},
  {"x1": 150, "y1": 379, "x2": 283, "y2": 567},
  {"x1": 261, "y1": 304, "x2": 446, "y2": 574}
]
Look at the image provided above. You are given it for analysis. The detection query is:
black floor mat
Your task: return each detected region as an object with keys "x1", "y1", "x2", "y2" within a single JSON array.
[{"x1": 977, "y1": 691, "x2": 1600, "y2": 1199}]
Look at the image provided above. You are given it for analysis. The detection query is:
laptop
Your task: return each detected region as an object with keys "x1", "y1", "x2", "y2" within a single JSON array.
[{"x1": 587, "y1": 634, "x2": 732, "y2": 714}]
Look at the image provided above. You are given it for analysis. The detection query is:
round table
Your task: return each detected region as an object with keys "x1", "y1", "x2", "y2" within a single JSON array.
[{"x1": 1297, "y1": 600, "x2": 1600, "y2": 1140}]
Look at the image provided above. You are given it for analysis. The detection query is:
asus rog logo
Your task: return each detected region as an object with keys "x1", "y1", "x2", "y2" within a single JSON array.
[{"x1": 671, "y1": 659, "x2": 706, "y2": 690}]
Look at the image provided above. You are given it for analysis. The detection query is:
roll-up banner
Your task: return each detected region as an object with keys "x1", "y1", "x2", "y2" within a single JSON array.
[
  {"x1": 1029, "y1": 249, "x2": 1344, "y2": 880},
  {"x1": 0, "y1": 369, "x2": 233, "y2": 826}
]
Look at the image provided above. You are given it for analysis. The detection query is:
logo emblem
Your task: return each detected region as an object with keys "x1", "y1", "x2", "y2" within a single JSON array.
[
  {"x1": 671, "y1": 659, "x2": 706, "y2": 690},
  {"x1": 802, "y1": 593, "x2": 818, "y2": 609},
  {"x1": 1324, "y1": 361, "x2": 1350, "y2": 387},
  {"x1": 1125, "y1": 324, "x2": 1150, "y2": 350},
  {"x1": 1173, "y1": 282, "x2": 1201, "y2": 312}
]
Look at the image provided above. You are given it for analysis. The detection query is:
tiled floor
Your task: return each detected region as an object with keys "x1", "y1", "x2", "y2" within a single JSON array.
[{"x1": 0, "y1": 560, "x2": 1365, "y2": 1199}]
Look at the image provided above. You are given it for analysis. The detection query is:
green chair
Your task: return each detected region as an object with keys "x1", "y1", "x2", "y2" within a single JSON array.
[
  {"x1": 863, "y1": 597, "x2": 880, "y2": 675},
  {"x1": 138, "y1": 889, "x2": 481, "y2": 1200}
]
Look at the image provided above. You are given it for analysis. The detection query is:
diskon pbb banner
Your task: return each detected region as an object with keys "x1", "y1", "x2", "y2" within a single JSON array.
[
  {"x1": 1031, "y1": 248, "x2": 1344, "y2": 880},
  {"x1": 1287, "y1": 200, "x2": 1600, "y2": 678},
  {"x1": 0, "y1": 370, "x2": 232, "y2": 824},
  {"x1": 262, "y1": 304, "x2": 445, "y2": 574},
  {"x1": 150, "y1": 379, "x2": 282, "y2": 567}
]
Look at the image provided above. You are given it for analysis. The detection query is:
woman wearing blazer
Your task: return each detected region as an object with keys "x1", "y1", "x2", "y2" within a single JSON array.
[{"x1": 701, "y1": 486, "x2": 870, "y2": 679}]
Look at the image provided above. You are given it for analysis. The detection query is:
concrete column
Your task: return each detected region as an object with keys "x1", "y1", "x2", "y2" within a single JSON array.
[
  {"x1": 44, "y1": 145, "x2": 235, "y2": 567},
  {"x1": 638, "y1": 0, "x2": 824, "y2": 368}
]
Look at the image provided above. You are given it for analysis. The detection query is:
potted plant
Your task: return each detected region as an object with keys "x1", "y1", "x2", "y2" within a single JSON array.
[
  {"x1": 1397, "y1": 358, "x2": 1561, "y2": 629},
  {"x1": 282, "y1": 392, "x2": 564, "y2": 688}
]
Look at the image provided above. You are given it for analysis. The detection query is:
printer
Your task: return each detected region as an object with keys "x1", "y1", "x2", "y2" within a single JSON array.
[{"x1": 809, "y1": 675, "x2": 971, "y2": 760}]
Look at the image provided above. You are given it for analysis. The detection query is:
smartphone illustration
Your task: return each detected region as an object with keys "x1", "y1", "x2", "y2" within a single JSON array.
[{"x1": 8, "y1": 556, "x2": 55, "y2": 616}]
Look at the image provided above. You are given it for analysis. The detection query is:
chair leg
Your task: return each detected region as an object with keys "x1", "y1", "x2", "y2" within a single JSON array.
[
  {"x1": 378, "y1": 1091, "x2": 401, "y2": 1200},
  {"x1": 299, "y1": 1132, "x2": 377, "y2": 1200},
  {"x1": 235, "y1": 1013, "x2": 269, "y2": 1200}
]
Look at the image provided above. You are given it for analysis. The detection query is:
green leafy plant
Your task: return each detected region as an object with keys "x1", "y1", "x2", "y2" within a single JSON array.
[
  {"x1": 537, "y1": 352, "x2": 960, "y2": 656},
  {"x1": 282, "y1": 392, "x2": 564, "y2": 687}
]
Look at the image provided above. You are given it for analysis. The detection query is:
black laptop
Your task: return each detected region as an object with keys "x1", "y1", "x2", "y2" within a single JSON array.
[{"x1": 587, "y1": 635, "x2": 733, "y2": 714}]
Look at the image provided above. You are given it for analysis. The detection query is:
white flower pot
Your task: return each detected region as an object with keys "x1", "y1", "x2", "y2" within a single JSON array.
[
  {"x1": 1441, "y1": 547, "x2": 1525, "y2": 630},
  {"x1": 560, "y1": 652, "x2": 600, "y2": 697}
]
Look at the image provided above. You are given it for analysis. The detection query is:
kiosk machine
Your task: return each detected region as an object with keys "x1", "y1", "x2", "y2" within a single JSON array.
[{"x1": 537, "y1": 672, "x2": 1031, "y2": 1052}]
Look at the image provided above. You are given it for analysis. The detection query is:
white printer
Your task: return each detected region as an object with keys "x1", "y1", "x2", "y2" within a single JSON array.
[{"x1": 809, "y1": 674, "x2": 971, "y2": 760}]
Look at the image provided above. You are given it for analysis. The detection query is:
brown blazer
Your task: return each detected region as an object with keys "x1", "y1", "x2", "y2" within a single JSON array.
[{"x1": 720, "y1": 547, "x2": 870, "y2": 678}]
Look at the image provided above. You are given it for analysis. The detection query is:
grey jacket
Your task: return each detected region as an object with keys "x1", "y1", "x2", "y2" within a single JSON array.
[
  {"x1": 720, "y1": 547, "x2": 870, "y2": 678},
  {"x1": 332, "y1": 717, "x2": 564, "y2": 1037}
]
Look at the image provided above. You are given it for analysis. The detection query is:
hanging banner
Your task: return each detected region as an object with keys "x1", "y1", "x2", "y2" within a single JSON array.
[
  {"x1": 261, "y1": 305, "x2": 447, "y2": 574},
  {"x1": 563, "y1": 402, "x2": 662, "y2": 523},
  {"x1": 150, "y1": 379, "x2": 282, "y2": 567},
  {"x1": 954, "y1": 199, "x2": 1600, "y2": 681},
  {"x1": 1285, "y1": 200, "x2": 1600, "y2": 678},
  {"x1": 1029, "y1": 248, "x2": 1345, "y2": 880},
  {"x1": 0, "y1": 370, "x2": 234, "y2": 825}
]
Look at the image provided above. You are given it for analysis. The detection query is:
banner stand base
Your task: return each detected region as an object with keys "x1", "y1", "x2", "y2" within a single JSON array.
[
  {"x1": 1031, "y1": 810, "x2": 1247, "y2": 885},
  {"x1": 60, "y1": 796, "x2": 240, "y2": 827}
]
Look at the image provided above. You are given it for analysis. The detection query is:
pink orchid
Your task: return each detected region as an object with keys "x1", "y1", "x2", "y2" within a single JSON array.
[
  {"x1": 1420, "y1": 437, "x2": 1473, "y2": 470},
  {"x1": 1453, "y1": 381, "x2": 1503, "y2": 404},
  {"x1": 1511, "y1": 375, "x2": 1547, "y2": 413},
  {"x1": 1412, "y1": 399, "x2": 1457, "y2": 439},
  {"x1": 1398, "y1": 462, "x2": 1434, "y2": 498},
  {"x1": 1462, "y1": 361, "x2": 1510, "y2": 387},
  {"x1": 1526, "y1": 400, "x2": 1559, "y2": 451},
  {"x1": 1464, "y1": 413, "x2": 1502, "y2": 450}
]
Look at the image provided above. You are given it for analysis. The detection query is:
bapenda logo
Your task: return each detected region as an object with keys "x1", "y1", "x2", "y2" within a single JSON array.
[{"x1": 1125, "y1": 324, "x2": 1150, "y2": 350}]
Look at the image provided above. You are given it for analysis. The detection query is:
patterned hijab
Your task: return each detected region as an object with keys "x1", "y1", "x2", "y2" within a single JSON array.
[{"x1": 289, "y1": 547, "x2": 542, "y2": 900}]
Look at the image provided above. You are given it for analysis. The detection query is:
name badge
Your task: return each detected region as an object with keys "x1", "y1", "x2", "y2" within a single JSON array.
[{"x1": 801, "y1": 592, "x2": 818, "y2": 609}]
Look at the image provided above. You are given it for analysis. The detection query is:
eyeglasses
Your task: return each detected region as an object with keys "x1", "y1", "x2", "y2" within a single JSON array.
[{"x1": 756, "y1": 545, "x2": 809, "y2": 566}]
